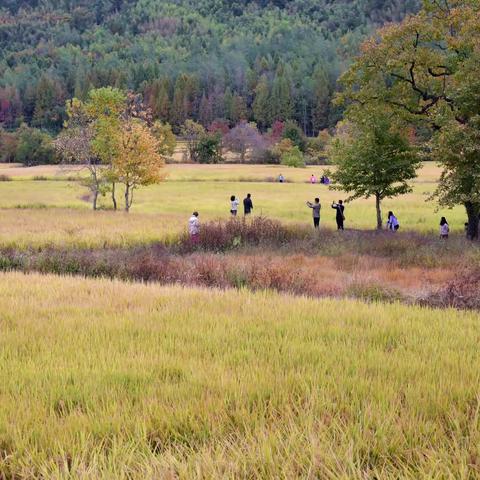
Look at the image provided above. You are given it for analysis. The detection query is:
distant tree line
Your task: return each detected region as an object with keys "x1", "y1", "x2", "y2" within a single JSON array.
[{"x1": 0, "y1": 0, "x2": 419, "y2": 136}]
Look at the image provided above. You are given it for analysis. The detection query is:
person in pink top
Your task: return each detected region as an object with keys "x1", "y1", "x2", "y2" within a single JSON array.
[{"x1": 310, "y1": 174, "x2": 317, "y2": 184}]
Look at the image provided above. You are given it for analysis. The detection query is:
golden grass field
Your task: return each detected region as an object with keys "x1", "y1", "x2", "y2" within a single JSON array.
[
  {"x1": 0, "y1": 271, "x2": 479, "y2": 478},
  {"x1": 0, "y1": 162, "x2": 466, "y2": 248}
]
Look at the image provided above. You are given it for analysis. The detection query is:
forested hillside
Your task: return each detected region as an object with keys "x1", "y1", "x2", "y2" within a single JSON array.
[{"x1": 0, "y1": 0, "x2": 419, "y2": 134}]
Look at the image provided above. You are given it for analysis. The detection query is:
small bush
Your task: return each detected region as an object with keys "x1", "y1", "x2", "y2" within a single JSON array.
[
  {"x1": 346, "y1": 282, "x2": 404, "y2": 303},
  {"x1": 0, "y1": 174, "x2": 12, "y2": 181},
  {"x1": 33, "y1": 175, "x2": 48, "y2": 181},
  {"x1": 424, "y1": 268, "x2": 480, "y2": 310}
]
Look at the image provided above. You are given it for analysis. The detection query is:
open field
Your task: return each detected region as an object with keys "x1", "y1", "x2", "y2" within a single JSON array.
[
  {"x1": 0, "y1": 163, "x2": 467, "y2": 248},
  {"x1": 1, "y1": 271, "x2": 480, "y2": 478}
]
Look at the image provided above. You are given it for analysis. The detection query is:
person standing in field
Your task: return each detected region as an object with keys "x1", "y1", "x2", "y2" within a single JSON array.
[
  {"x1": 243, "y1": 193, "x2": 253, "y2": 216},
  {"x1": 306, "y1": 198, "x2": 321, "y2": 229},
  {"x1": 332, "y1": 200, "x2": 345, "y2": 230},
  {"x1": 230, "y1": 195, "x2": 240, "y2": 216},
  {"x1": 310, "y1": 174, "x2": 317, "y2": 184},
  {"x1": 386, "y1": 211, "x2": 400, "y2": 231},
  {"x1": 188, "y1": 211, "x2": 200, "y2": 244},
  {"x1": 440, "y1": 217, "x2": 450, "y2": 239}
]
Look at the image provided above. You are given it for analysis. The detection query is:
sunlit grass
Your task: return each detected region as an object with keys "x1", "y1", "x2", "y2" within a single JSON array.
[{"x1": 0, "y1": 272, "x2": 479, "y2": 478}]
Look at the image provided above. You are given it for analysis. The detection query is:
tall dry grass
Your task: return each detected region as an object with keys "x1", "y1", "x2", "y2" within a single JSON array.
[{"x1": 0, "y1": 272, "x2": 480, "y2": 478}]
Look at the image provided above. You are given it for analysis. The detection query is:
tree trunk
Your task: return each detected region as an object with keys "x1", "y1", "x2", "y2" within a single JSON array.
[
  {"x1": 465, "y1": 201, "x2": 480, "y2": 240},
  {"x1": 124, "y1": 184, "x2": 130, "y2": 212},
  {"x1": 111, "y1": 182, "x2": 117, "y2": 211},
  {"x1": 375, "y1": 193, "x2": 382, "y2": 230},
  {"x1": 92, "y1": 189, "x2": 98, "y2": 211}
]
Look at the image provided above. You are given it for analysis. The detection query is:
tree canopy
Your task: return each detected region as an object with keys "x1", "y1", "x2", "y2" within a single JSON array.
[{"x1": 337, "y1": 0, "x2": 480, "y2": 237}]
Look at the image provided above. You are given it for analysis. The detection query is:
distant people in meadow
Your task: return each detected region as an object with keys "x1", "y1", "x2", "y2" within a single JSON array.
[
  {"x1": 278, "y1": 173, "x2": 285, "y2": 183},
  {"x1": 310, "y1": 174, "x2": 317, "y2": 184},
  {"x1": 332, "y1": 200, "x2": 345, "y2": 230},
  {"x1": 306, "y1": 198, "x2": 321, "y2": 229},
  {"x1": 188, "y1": 211, "x2": 200, "y2": 243},
  {"x1": 230, "y1": 195, "x2": 239, "y2": 216},
  {"x1": 440, "y1": 217, "x2": 449, "y2": 239},
  {"x1": 243, "y1": 193, "x2": 253, "y2": 216},
  {"x1": 320, "y1": 175, "x2": 330, "y2": 185},
  {"x1": 386, "y1": 211, "x2": 400, "y2": 231}
]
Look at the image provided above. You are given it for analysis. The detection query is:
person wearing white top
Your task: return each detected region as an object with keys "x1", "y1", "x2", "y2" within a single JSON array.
[
  {"x1": 386, "y1": 211, "x2": 399, "y2": 231},
  {"x1": 230, "y1": 195, "x2": 240, "y2": 216},
  {"x1": 188, "y1": 211, "x2": 200, "y2": 243},
  {"x1": 440, "y1": 217, "x2": 449, "y2": 239}
]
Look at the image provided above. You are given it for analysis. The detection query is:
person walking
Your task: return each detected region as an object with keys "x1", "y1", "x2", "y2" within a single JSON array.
[
  {"x1": 230, "y1": 195, "x2": 239, "y2": 216},
  {"x1": 306, "y1": 198, "x2": 321, "y2": 229},
  {"x1": 440, "y1": 217, "x2": 449, "y2": 239},
  {"x1": 243, "y1": 193, "x2": 253, "y2": 216},
  {"x1": 332, "y1": 200, "x2": 345, "y2": 230},
  {"x1": 188, "y1": 211, "x2": 200, "y2": 244},
  {"x1": 386, "y1": 211, "x2": 400, "y2": 231}
]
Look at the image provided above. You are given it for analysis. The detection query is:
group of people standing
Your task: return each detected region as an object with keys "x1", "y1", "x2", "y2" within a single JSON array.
[
  {"x1": 306, "y1": 198, "x2": 345, "y2": 230},
  {"x1": 230, "y1": 194, "x2": 253, "y2": 216},
  {"x1": 189, "y1": 196, "x2": 452, "y2": 241}
]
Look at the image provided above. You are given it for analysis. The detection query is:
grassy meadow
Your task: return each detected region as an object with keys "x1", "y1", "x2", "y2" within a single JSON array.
[
  {"x1": 1, "y1": 161, "x2": 478, "y2": 478},
  {"x1": 1, "y1": 271, "x2": 480, "y2": 478},
  {"x1": 0, "y1": 162, "x2": 467, "y2": 248}
]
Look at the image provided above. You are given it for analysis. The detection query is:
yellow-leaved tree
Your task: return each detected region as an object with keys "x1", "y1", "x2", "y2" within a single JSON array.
[{"x1": 113, "y1": 120, "x2": 165, "y2": 212}]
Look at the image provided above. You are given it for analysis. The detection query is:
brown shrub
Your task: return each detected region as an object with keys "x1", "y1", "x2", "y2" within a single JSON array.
[{"x1": 423, "y1": 269, "x2": 480, "y2": 310}]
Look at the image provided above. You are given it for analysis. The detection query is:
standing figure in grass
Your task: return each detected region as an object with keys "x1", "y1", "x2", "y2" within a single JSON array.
[
  {"x1": 306, "y1": 198, "x2": 321, "y2": 229},
  {"x1": 332, "y1": 200, "x2": 345, "y2": 230},
  {"x1": 188, "y1": 211, "x2": 200, "y2": 244},
  {"x1": 310, "y1": 174, "x2": 317, "y2": 184},
  {"x1": 243, "y1": 193, "x2": 253, "y2": 216},
  {"x1": 386, "y1": 211, "x2": 400, "y2": 231},
  {"x1": 230, "y1": 195, "x2": 240, "y2": 216},
  {"x1": 440, "y1": 217, "x2": 450, "y2": 239}
]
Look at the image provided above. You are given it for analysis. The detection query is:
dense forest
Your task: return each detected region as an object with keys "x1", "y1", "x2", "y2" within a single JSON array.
[{"x1": 0, "y1": 0, "x2": 419, "y2": 136}]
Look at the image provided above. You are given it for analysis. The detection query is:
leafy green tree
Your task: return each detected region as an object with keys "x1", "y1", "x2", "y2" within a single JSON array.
[
  {"x1": 281, "y1": 145, "x2": 305, "y2": 168},
  {"x1": 195, "y1": 133, "x2": 223, "y2": 164},
  {"x1": 85, "y1": 87, "x2": 126, "y2": 210},
  {"x1": 15, "y1": 124, "x2": 58, "y2": 167},
  {"x1": 283, "y1": 120, "x2": 306, "y2": 152},
  {"x1": 327, "y1": 115, "x2": 420, "y2": 229},
  {"x1": 337, "y1": 0, "x2": 480, "y2": 237}
]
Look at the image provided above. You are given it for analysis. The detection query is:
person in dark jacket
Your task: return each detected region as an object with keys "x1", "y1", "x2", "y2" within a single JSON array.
[
  {"x1": 243, "y1": 193, "x2": 253, "y2": 216},
  {"x1": 332, "y1": 200, "x2": 345, "y2": 230}
]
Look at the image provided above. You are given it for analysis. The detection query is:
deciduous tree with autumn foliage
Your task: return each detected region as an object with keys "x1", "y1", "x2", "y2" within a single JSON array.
[{"x1": 337, "y1": 0, "x2": 480, "y2": 238}]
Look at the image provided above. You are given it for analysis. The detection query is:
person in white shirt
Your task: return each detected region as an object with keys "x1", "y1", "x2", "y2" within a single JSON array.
[
  {"x1": 188, "y1": 211, "x2": 200, "y2": 243},
  {"x1": 230, "y1": 195, "x2": 240, "y2": 216},
  {"x1": 440, "y1": 216, "x2": 449, "y2": 239},
  {"x1": 386, "y1": 211, "x2": 399, "y2": 231}
]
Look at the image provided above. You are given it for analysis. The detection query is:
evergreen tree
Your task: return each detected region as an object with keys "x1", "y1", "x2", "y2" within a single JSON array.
[
  {"x1": 253, "y1": 74, "x2": 270, "y2": 131},
  {"x1": 270, "y1": 63, "x2": 293, "y2": 123}
]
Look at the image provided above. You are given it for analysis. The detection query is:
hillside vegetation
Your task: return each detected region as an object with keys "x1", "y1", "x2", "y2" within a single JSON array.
[{"x1": 0, "y1": 0, "x2": 419, "y2": 134}]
